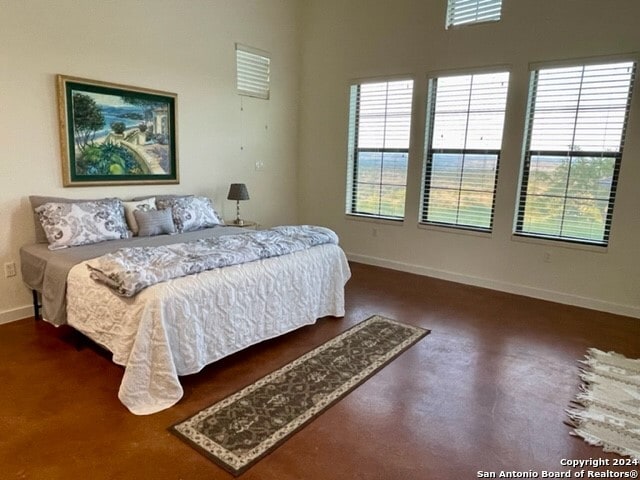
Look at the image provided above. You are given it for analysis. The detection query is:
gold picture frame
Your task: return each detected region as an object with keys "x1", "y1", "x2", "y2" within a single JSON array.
[{"x1": 57, "y1": 75, "x2": 179, "y2": 187}]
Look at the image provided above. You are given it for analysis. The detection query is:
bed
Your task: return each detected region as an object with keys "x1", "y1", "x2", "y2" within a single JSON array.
[{"x1": 20, "y1": 195, "x2": 351, "y2": 414}]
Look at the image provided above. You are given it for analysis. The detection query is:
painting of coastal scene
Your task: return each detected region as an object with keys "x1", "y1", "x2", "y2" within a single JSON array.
[{"x1": 57, "y1": 75, "x2": 178, "y2": 186}]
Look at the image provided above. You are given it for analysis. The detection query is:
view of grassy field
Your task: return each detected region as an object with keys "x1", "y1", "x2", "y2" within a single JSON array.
[
  {"x1": 519, "y1": 156, "x2": 615, "y2": 242},
  {"x1": 352, "y1": 151, "x2": 615, "y2": 242},
  {"x1": 352, "y1": 152, "x2": 408, "y2": 218},
  {"x1": 352, "y1": 151, "x2": 498, "y2": 228},
  {"x1": 424, "y1": 153, "x2": 497, "y2": 229}
]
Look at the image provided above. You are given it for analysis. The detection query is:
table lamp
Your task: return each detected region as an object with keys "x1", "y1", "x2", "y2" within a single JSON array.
[{"x1": 227, "y1": 183, "x2": 250, "y2": 225}]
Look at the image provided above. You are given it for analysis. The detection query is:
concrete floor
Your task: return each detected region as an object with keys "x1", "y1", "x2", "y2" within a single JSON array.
[{"x1": 1, "y1": 262, "x2": 638, "y2": 479}]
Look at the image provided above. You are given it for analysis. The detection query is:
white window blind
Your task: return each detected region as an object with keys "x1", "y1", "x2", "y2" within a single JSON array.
[
  {"x1": 236, "y1": 44, "x2": 270, "y2": 100},
  {"x1": 516, "y1": 61, "x2": 636, "y2": 246},
  {"x1": 422, "y1": 71, "x2": 509, "y2": 231},
  {"x1": 346, "y1": 80, "x2": 413, "y2": 219},
  {"x1": 446, "y1": 0, "x2": 502, "y2": 28}
]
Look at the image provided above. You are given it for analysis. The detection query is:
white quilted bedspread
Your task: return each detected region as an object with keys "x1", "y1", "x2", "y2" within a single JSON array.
[{"x1": 65, "y1": 243, "x2": 351, "y2": 415}]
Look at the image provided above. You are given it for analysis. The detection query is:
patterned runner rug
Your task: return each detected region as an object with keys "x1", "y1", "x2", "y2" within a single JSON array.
[
  {"x1": 170, "y1": 315, "x2": 429, "y2": 475},
  {"x1": 567, "y1": 348, "x2": 640, "y2": 460}
]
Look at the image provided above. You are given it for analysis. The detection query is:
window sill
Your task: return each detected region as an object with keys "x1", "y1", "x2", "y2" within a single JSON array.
[
  {"x1": 510, "y1": 233, "x2": 608, "y2": 253},
  {"x1": 418, "y1": 223, "x2": 492, "y2": 238},
  {"x1": 345, "y1": 214, "x2": 404, "y2": 227}
]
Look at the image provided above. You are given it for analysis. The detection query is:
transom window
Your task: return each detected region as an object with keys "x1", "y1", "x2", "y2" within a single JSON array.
[
  {"x1": 421, "y1": 71, "x2": 510, "y2": 231},
  {"x1": 236, "y1": 44, "x2": 270, "y2": 100},
  {"x1": 346, "y1": 79, "x2": 413, "y2": 220},
  {"x1": 515, "y1": 61, "x2": 636, "y2": 246},
  {"x1": 446, "y1": 0, "x2": 502, "y2": 29}
]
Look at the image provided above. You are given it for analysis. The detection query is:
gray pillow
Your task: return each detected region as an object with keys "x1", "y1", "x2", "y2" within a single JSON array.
[
  {"x1": 123, "y1": 198, "x2": 156, "y2": 235},
  {"x1": 134, "y1": 209, "x2": 176, "y2": 237}
]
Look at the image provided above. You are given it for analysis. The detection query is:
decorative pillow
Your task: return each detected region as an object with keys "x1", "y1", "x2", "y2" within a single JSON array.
[
  {"x1": 134, "y1": 209, "x2": 176, "y2": 237},
  {"x1": 29, "y1": 195, "x2": 108, "y2": 243},
  {"x1": 35, "y1": 199, "x2": 130, "y2": 250},
  {"x1": 157, "y1": 196, "x2": 223, "y2": 233},
  {"x1": 123, "y1": 198, "x2": 156, "y2": 235}
]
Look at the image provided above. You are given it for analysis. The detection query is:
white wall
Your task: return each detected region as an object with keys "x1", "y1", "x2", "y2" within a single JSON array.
[
  {"x1": 0, "y1": 0, "x2": 300, "y2": 323},
  {"x1": 2, "y1": 1, "x2": 638, "y2": 323},
  {"x1": 298, "y1": 0, "x2": 640, "y2": 317}
]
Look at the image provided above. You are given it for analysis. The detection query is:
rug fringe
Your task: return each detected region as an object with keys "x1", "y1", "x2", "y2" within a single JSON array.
[
  {"x1": 567, "y1": 348, "x2": 640, "y2": 461},
  {"x1": 565, "y1": 407, "x2": 588, "y2": 425},
  {"x1": 571, "y1": 427, "x2": 640, "y2": 461},
  {"x1": 565, "y1": 411, "x2": 582, "y2": 429}
]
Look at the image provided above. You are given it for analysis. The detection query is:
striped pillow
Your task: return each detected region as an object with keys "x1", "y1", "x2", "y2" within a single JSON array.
[{"x1": 134, "y1": 209, "x2": 176, "y2": 237}]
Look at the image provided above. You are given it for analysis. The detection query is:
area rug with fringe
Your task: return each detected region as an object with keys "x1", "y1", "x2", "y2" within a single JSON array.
[
  {"x1": 170, "y1": 315, "x2": 429, "y2": 475},
  {"x1": 567, "y1": 348, "x2": 640, "y2": 460}
]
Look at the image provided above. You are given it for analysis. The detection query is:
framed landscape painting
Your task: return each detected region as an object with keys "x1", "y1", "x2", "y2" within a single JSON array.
[{"x1": 56, "y1": 75, "x2": 179, "y2": 186}]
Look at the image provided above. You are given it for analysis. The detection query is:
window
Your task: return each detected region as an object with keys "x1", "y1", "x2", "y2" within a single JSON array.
[
  {"x1": 236, "y1": 44, "x2": 270, "y2": 100},
  {"x1": 421, "y1": 71, "x2": 509, "y2": 231},
  {"x1": 446, "y1": 0, "x2": 502, "y2": 28},
  {"x1": 515, "y1": 61, "x2": 636, "y2": 246},
  {"x1": 346, "y1": 79, "x2": 413, "y2": 219}
]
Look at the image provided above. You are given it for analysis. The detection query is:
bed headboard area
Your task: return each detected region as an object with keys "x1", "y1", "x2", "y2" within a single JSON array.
[{"x1": 28, "y1": 194, "x2": 223, "y2": 248}]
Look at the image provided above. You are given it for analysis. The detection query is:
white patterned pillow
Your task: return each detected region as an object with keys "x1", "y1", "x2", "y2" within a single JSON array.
[
  {"x1": 157, "y1": 196, "x2": 223, "y2": 233},
  {"x1": 35, "y1": 199, "x2": 130, "y2": 250},
  {"x1": 123, "y1": 197, "x2": 156, "y2": 236}
]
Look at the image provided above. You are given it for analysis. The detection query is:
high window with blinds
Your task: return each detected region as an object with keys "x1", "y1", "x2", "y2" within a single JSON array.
[
  {"x1": 516, "y1": 61, "x2": 636, "y2": 246},
  {"x1": 421, "y1": 71, "x2": 509, "y2": 231},
  {"x1": 236, "y1": 44, "x2": 270, "y2": 100},
  {"x1": 446, "y1": 0, "x2": 502, "y2": 28},
  {"x1": 346, "y1": 79, "x2": 413, "y2": 219}
]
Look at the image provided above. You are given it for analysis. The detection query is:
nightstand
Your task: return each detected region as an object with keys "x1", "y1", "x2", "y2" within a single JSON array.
[{"x1": 227, "y1": 220, "x2": 258, "y2": 229}]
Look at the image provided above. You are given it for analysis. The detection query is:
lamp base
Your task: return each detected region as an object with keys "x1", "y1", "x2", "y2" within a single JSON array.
[{"x1": 233, "y1": 201, "x2": 245, "y2": 226}]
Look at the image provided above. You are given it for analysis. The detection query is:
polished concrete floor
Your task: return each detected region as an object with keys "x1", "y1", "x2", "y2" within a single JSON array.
[{"x1": 1, "y1": 262, "x2": 638, "y2": 479}]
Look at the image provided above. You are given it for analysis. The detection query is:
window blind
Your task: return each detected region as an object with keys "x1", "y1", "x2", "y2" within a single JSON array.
[
  {"x1": 236, "y1": 44, "x2": 270, "y2": 100},
  {"x1": 446, "y1": 0, "x2": 502, "y2": 28},
  {"x1": 422, "y1": 71, "x2": 509, "y2": 231},
  {"x1": 516, "y1": 61, "x2": 636, "y2": 246},
  {"x1": 346, "y1": 80, "x2": 413, "y2": 219}
]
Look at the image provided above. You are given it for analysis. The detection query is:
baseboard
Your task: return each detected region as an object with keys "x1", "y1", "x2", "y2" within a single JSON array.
[
  {"x1": 346, "y1": 253, "x2": 640, "y2": 319},
  {"x1": 0, "y1": 305, "x2": 33, "y2": 325}
]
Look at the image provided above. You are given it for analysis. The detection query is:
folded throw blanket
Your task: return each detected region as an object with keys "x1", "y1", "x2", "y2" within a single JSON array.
[{"x1": 87, "y1": 225, "x2": 339, "y2": 297}]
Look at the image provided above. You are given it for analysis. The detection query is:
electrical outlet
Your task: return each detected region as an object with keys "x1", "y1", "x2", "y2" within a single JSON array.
[
  {"x1": 255, "y1": 160, "x2": 265, "y2": 171},
  {"x1": 543, "y1": 252, "x2": 551, "y2": 263},
  {"x1": 4, "y1": 262, "x2": 16, "y2": 278}
]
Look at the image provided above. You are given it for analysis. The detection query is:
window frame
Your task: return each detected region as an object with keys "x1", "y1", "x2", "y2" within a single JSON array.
[
  {"x1": 420, "y1": 69, "x2": 510, "y2": 233},
  {"x1": 345, "y1": 77, "x2": 414, "y2": 221},
  {"x1": 235, "y1": 43, "x2": 271, "y2": 100},
  {"x1": 445, "y1": 0, "x2": 503, "y2": 29},
  {"x1": 514, "y1": 57, "x2": 637, "y2": 247}
]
